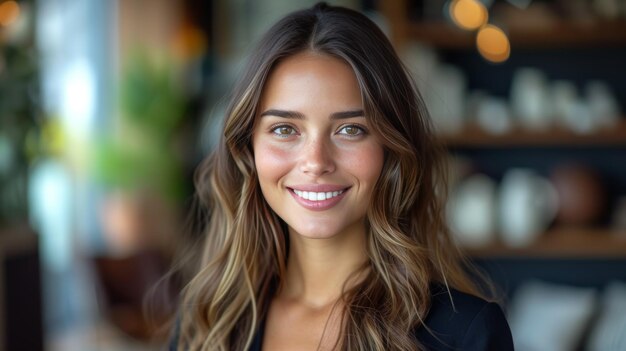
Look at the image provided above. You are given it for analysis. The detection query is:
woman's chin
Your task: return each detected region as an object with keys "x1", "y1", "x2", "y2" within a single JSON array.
[{"x1": 288, "y1": 224, "x2": 343, "y2": 240}]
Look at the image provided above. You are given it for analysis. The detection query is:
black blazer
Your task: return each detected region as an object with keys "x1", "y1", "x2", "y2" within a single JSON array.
[
  {"x1": 250, "y1": 285, "x2": 513, "y2": 350},
  {"x1": 171, "y1": 285, "x2": 514, "y2": 350}
]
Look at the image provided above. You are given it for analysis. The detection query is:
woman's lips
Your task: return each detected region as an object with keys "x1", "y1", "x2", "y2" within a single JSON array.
[{"x1": 287, "y1": 186, "x2": 350, "y2": 211}]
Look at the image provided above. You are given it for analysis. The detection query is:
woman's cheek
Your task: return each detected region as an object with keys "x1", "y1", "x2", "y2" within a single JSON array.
[
  {"x1": 341, "y1": 142, "x2": 384, "y2": 178},
  {"x1": 255, "y1": 141, "x2": 294, "y2": 178}
]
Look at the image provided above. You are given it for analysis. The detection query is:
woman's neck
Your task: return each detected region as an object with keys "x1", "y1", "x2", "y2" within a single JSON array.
[{"x1": 281, "y1": 222, "x2": 369, "y2": 308}]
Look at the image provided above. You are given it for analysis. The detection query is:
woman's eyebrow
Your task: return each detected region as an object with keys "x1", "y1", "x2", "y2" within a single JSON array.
[
  {"x1": 259, "y1": 109, "x2": 365, "y2": 119},
  {"x1": 330, "y1": 110, "x2": 364, "y2": 119},
  {"x1": 259, "y1": 109, "x2": 305, "y2": 119}
]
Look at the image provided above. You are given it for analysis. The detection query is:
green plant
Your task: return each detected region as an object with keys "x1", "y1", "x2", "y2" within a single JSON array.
[
  {"x1": 92, "y1": 53, "x2": 186, "y2": 201},
  {"x1": 0, "y1": 36, "x2": 41, "y2": 224}
]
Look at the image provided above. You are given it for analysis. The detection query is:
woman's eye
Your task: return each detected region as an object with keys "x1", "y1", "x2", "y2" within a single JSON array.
[
  {"x1": 338, "y1": 125, "x2": 365, "y2": 136},
  {"x1": 271, "y1": 125, "x2": 297, "y2": 137}
]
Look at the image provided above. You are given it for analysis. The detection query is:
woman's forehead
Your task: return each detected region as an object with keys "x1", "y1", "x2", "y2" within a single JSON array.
[{"x1": 258, "y1": 52, "x2": 363, "y2": 114}]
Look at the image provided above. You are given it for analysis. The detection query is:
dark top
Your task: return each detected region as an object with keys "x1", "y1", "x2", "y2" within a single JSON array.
[{"x1": 171, "y1": 285, "x2": 514, "y2": 350}]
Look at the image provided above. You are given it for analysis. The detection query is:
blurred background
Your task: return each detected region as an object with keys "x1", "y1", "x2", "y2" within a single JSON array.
[{"x1": 1, "y1": 0, "x2": 625, "y2": 350}]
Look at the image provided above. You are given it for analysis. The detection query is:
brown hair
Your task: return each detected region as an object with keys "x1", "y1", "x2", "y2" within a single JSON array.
[{"x1": 174, "y1": 3, "x2": 485, "y2": 350}]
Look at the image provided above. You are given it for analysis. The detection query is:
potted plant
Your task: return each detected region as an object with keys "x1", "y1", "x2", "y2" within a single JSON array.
[{"x1": 92, "y1": 52, "x2": 186, "y2": 255}]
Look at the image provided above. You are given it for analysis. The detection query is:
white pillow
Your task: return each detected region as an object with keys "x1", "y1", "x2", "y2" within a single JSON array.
[{"x1": 508, "y1": 280, "x2": 597, "y2": 351}]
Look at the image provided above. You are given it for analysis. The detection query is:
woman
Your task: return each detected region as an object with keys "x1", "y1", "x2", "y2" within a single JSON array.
[{"x1": 171, "y1": 3, "x2": 513, "y2": 350}]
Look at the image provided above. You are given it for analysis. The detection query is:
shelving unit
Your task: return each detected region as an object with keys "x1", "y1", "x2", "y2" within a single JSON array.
[{"x1": 379, "y1": 0, "x2": 626, "y2": 261}]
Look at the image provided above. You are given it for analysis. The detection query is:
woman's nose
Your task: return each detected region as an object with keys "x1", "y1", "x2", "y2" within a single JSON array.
[{"x1": 299, "y1": 136, "x2": 336, "y2": 176}]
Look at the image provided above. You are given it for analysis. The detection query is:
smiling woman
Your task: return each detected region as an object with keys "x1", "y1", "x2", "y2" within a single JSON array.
[
  {"x1": 169, "y1": 3, "x2": 513, "y2": 351},
  {"x1": 253, "y1": 52, "x2": 384, "y2": 241}
]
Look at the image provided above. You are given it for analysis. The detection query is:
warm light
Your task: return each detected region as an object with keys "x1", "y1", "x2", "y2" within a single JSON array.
[
  {"x1": 476, "y1": 24, "x2": 510, "y2": 63},
  {"x1": 174, "y1": 24, "x2": 207, "y2": 60},
  {"x1": 449, "y1": 0, "x2": 488, "y2": 31},
  {"x1": 0, "y1": 1, "x2": 20, "y2": 27}
]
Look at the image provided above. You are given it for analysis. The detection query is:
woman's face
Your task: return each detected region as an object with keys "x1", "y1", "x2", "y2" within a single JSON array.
[{"x1": 252, "y1": 52, "x2": 384, "y2": 240}]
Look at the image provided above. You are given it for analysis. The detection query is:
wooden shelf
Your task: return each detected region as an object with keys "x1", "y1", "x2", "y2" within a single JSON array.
[
  {"x1": 406, "y1": 20, "x2": 626, "y2": 49},
  {"x1": 465, "y1": 228, "x2": 626, "y2": 259},
  {"x1": 438, "y1": 119, "x2": 626, "y2": 148},
  {"x1": 505, "y1": 19, "x2": 626, "y2": 48},
  {"x1": 407, "y1": 22, "x2": 474, "y2": 49}
]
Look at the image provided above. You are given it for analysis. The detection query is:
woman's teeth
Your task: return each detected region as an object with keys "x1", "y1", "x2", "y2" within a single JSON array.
[{"x1": 293, "y1": 189, "x2": 344, "y2": 201}]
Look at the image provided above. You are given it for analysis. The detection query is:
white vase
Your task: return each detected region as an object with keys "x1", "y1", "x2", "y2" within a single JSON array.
[
  {"x1": 510, "y1": 68, "x2": 552, "y2": 130},
  {"x1": 448, "y1": 174, "x2": 498, "y2": 248},
  {"x1": 586, "y1": 80, "x2": 620, "y2": 129},
  {"x1": 499, "y1": 169, "x2": 559, "y2": 247},
  {"x1": 476, "y1": 95, "x2": 513, "y2": 135}
]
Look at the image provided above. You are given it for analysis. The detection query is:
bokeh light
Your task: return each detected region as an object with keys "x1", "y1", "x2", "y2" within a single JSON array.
[
  {"x1": 476, "y1": 24, "x2": 510, "y2": 63},
  {"x1": 0, "y1": 0, "x2": 20, "y2": 27},
  {"x1": 449, "y1": 0, "x2": 488, "y2": 31}
]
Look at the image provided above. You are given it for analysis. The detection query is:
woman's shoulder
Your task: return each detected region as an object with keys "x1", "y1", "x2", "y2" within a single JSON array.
[{"x1": 415, "y1": 284, "x2": 514, "y2": 350}]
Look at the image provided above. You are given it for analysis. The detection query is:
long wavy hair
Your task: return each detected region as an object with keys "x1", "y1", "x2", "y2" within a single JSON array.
[{"x1": 174, "y1": 3, "x2": 485, "y2": 350}]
